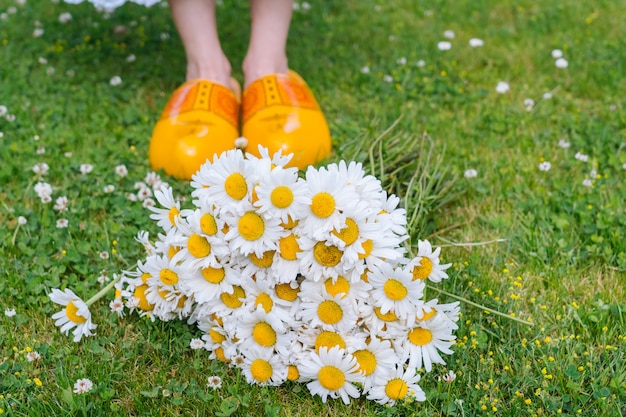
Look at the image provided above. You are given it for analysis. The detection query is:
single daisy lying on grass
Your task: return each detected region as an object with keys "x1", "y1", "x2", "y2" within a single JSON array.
[{"x1": 48, "y1": 147, "x2": 462, "y2": 406}]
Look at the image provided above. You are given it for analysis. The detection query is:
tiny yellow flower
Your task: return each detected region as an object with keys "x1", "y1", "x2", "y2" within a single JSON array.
[
  {"x1": 34, "y1": 378, "x2": 42, "y2": 387},
  {"x1": 525, "y1": 399, "x2": 532, "y2": 405}
]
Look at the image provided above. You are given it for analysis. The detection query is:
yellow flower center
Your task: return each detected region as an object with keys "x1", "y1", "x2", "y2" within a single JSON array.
[
  {"x1": 214, "y1": 346, "x2": 229, "y2": 363},
  {"x1": 160, "y1": 268, "x2": 179, "y2": 286},
  {"x1": 411, "y1": 257, "x2": 433, "y2": 280},
  {"x1": 255, "y1": 293, "x2": 274, "y2": 313},
  {"x1": 238, "y1": 212, "x2": 265, "y2": 241},
  {"x1": 318, "y1": 300, "x2": 343, "y2": 325},
  {"x1": 224, "y1": 173, "x2": 247, "y2": 200},
  {"x1": 417, "y1": 308, "x2": 437, "y2": 321},
  {"x1": 314, "y1": 331, "x2": 346, "y2": 353},
  {"x1": 324, "y1": 277, "x2": 350, "y2": 299},
  {"x1": 313, "y1": 242, "x2": 343, "y2": 267},
  {"x1": 280, "y1": 216, "x2": 298, "y2": 230},
  {"x1": 332, "y1": 218, "x2": 359, "y2": 246},
  {"x1": 209, "y1": 328, "x2": 226, "y2": 343},
  {"x1": 188, "y1": 234, "x2": 211, "y2": 258},
  {"x1": 383, "y1": 279, "x2": 407, "y2": 301},
  {"x1": 385, "y1": 378, "x2": 409, "y2": 400},
  {"x1": 220, "y1": 286, "x2": 245, "y2": 308},
  {"x1": 168, "y1": 207, "x2": 179, "y2": 226},
  {"x1": 358, "y1": 239, "x2": 373, "y2": 259},
  {"x1": 168, "y1": 245, "x2": 181, "y2": 259},
  {"x1": 270, "y1": 185, "x2": 294, "y2": 208},
  {"x1": 65, "y1": 301, "x2": 87, "y2": 324},
  {"x1": 249, "y1": 250, "x2": 275, "y2": 268},
  {"x1": 287, "y1": 365, "x2": 300, "y2": 381},
  {"x1": 250, "y1": 359, "x2": 273, "y2": 382},
  {"x1": 252, "y1": 322, "x2": 277, "y2": 347},
  {"x1": 318, "y1": 366, "x2": 345, "y2": 391},
  {"x1": 201, "y1": 267, "x2": 225, "y2": 284},
  {"x1": 275, "y1": 283, "x2": 299, "y2": 301},
  {"x1": 279, "y1": 234, "x2": 300, "y2": 260},
  {"x1": 353, "y1": 350, "x2": 377, "y2": 376},
  {"x1": 141, "y1": 272, "x2": 151, "y2": 284},
  {"x1": 251, "y1": 185, "x2": 259, "y2": 204},
  {"x1": 408, "y1": 327, "x2": 433, "y2": 346},
  {"x1": 177, "y1": 295, "x2": 188, "y2": 308},
  {"x1": 200, "y1": 213, "x2": 218, "y2": 235},
  {"x1": 374, "y1": 307, "x2": 398, "y2": 322},
  {"x1": 361, "y1": 270, "x2": 369, "y2": 283},
  {"x1": 134, "y1": 285, "x2": 154, "y2": 311},
  {"x1": 159, "y1": 288, "x2": 172, "y2": 300},
  {"x1": 310, "y1": 192, "x2": 336, "y2": 218}
]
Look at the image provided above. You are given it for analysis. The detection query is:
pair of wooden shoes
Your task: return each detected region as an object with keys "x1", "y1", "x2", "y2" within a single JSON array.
[{"x1": 149, "y1": 71, "x2": 331, "y2": 180}]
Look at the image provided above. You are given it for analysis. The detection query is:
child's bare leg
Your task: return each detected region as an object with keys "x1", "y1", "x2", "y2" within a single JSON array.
[
  {"x1": 168, "y1": 0, "x2": 231, "y2": 86},
  {"x1": 242, "y1": 0, "x2": 293, "y2": 88}
]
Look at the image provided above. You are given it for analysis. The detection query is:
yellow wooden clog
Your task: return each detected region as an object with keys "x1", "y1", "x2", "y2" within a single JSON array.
[
  {"x1": 149, "y1": 79, "x2": 240, "y2": 180},
  {"x1": 242, "y1": 70, "x2": 331, "y2": 169}
]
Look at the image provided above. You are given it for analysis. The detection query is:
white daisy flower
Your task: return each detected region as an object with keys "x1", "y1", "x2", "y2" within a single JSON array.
[
  {"x1": 326, "y1": 160, "x2": 383, "y2": 205},
  {"x1": 253, "y1": 166, "x2": 308, "y2": 223},
  {"x1": 298, "y1": 237, "x2": 354, "y2": 282},
  {"x1": 299, "y1": 346, "x2": 363, "y2": 404},
  {"x1": 245, "y1": 146, "x2": 293, "y2": 169},
  {"x1": 352, "y1": 337, "x2": 399, "y2": 392},
  {"x1": 300, "y1": 275, "x2": 371, "y2": 307},
  {"x1": 368, "y1": 263, "x2": 425, "y2": 319},
  {"x1": 298, "y1": 292, "x2": 358, "y2": 333},
  {"x1": 367, "y1": 365, "x2": 426, "y2": 406},
  {"x1": 148, "y1": 185, "x2": 180, "y2": 232},
  {"x1": 240, "y1": 277, "x2": 293, "y2": 322},
  {"x1": 180, "y1": 262, "x2": 238, "y2": 305},
  {"x1": 268, "y1": 231, "x2": 303, "y2": 283},
  {"x1": 171, "y1": 214, "x2": 229, "y2": 270},
  {"x1": 73, "y1": 378, "x2": 94, "y2": 394},
  {"x1": 236, "y1": 309, "x2": 293, "y2": 356},
  {"x1": 241, "y1": 346, "x2": 288, "y2": 386},
  {"x1": 49, "y1": 288, "x2": 97, "y2": 342},
  {"x1": 224, "y1": 205, "x2": 284, "y2": 258},
  {"x1": 191, "y1": 148, "x2": 254, "y2": 216},
  {"x1": 406, "y1": 240, "x2": 452, "y2": 283},
  {"x1": 397, "y1": 314, "x2": 456, "y2": 372},
  {"x1": 134, "y1": 230, "x2": 155, "y2": 255},
  {"x1": 302, "y1": 165, "x2": 359, "y2": 240},
  {"x1": 373, "y1": 192, "x2": 408, "y2": 238}
]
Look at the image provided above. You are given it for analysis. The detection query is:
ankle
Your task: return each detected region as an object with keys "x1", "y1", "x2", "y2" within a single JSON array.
[
  {"x1": 186, "y1": 56, "x2": 232, "y2": 88},
  {"x1": 242, "y1": 54, "x2": 288, "y2": 88}
]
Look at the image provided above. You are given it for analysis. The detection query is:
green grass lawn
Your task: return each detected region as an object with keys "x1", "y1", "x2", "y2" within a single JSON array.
[{"x1": 1, "y1": 0, "x2": 625, "y2": 416}]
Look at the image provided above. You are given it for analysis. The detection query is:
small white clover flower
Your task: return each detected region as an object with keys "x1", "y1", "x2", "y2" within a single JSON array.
[
  {"x1": 360, "y1": 65, "x2": 370, "y2": 74},
  {"x1": 33, "y1": 28, "x2": 44, "y2": 38},
  {"x1": 126, "y1": 54, "x2": 136, "y2": 62},
  {"x1": 80, "y1": 164, "x2": 94, "y2": 174},
  {"x1": 189, "y1": 338, "x2": 205, "y2": 350},
  {"x1": 416, "y1": 59, "x2": 426, "y2": 67},
  {"x1": 383, "y1": 74, "x2": 393, "y2": 83},
  {"x1": 523, "y1": 98, "x2": 535, "y2": 111},
  {"x1": 396, "y1": 57, "x2": 407, "y2": 65},
  {"x1": 103, "y1": 185, "x2": 115, "y2": 193},
  {"x1": 115, "y1": 164, "x2": 128, "y2": 177},
  {"x1": 56, "y1": 218, "x2": 69, "y2": 228},
  {"x1": 54, "y1": 196, "x2": 69, "y2": 212},
  {"x1": 73, "y1": 378, "x2": 94, "y2": 394},
  {"x1": 464, "y1": 169, "x2": 478, "y2": 179},
  {"x1": 582, "y1": 179, "x2": 592, "y2": 187},
  {"x1": 207, "y1": 376, "x2": 222, "y2": 389},
  {"x1": 33, "y1": 162, "x2": 49, "y2": 176},
  {"x1": 109, "y1": 298, "x2": 125, "y2": 317},
  {"x1": 495, "y1": 81, "x2": 510, "y2": 94},
  {"x1": 0, "y1": 105, "x2": 7, "y2": 116},
  {"x1": 441, "y1": 370, "x2": 457, "y2": 383},
  {"x1": 543, "y1": 91, "x2": 553, "y2": 100},
  {"x1": 99, "y1": 251, "x2": 110, "y2": 260},
  {"x1": 109, "y1": 76, "x2": 122, "y2": 86},
  {"x1": 27, "y1": 351, "x2": 41, "y2": 362},
  {"x1": 5, "y1": 308, "x2": 17, "y2": 317},
  {"x1": 622, "y1": 162, "x2": 626, "y2": 170},
  {"x1": 551, "y1": 49, "x2": 563, "y2": 59},
  {"x1": 555, "y1": 58, "x2": 568, "y2": 68},
  {"x1": 538, "y1": 161, "x2": 551, "y2": 171},
  {"x1": 469, "y1": 38, "x2": 484, "y2": 48},
  {"x1": 575, "y1": 152, "x2": 589, "y2": 162},
  {"x1": 234, "y1": 136, "x2": 248, "y2": 149},
  {"x1": 301, "y1": 1, "x2": 310, "y2": 10},
  {"x1": 437, "y1": 41, "x2": 452, "y2": 51},
  {"x1": 58, "y1": 12, "x2": 72, "y2": 24},
  {"x1": 443, "y1": 30, "x2": 455, "y2": 39},
  {"x1": 160, "y1": 32, "x2": 170, "y2": 40},
  {"x1": 36, "y1": 146, "x2": 45, "y2": 155},
  {"x1": 558, "y1": 139, "x2": 571, "y2": 148},
  {"x1": 38, "y1": 57, "x2": 48, "y2": 65},
  {"x1": 17, "y1": 216, "x2": 27, "y2": 225}
]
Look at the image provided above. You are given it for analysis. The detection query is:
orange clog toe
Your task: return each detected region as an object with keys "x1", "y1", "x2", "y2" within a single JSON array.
[
  {"x1": 242, "y1": 70, "x2": 331, "y2": 170},
  {"x1": 149, "y1": 79, "x2": 240, "y2": 180}
]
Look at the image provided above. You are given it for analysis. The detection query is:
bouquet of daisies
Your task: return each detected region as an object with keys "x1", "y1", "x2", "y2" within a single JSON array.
[{"x1": 53, "y1": 147, "x2": 459, "y2": 406}]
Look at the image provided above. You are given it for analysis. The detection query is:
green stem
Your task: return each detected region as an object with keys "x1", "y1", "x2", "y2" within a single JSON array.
[
  {"x1": 426, "y1": 284, "x2": 534, "y2": 327},
  {"x1": 85, "y1": 274, "x2": 122, "y2": 307}
]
